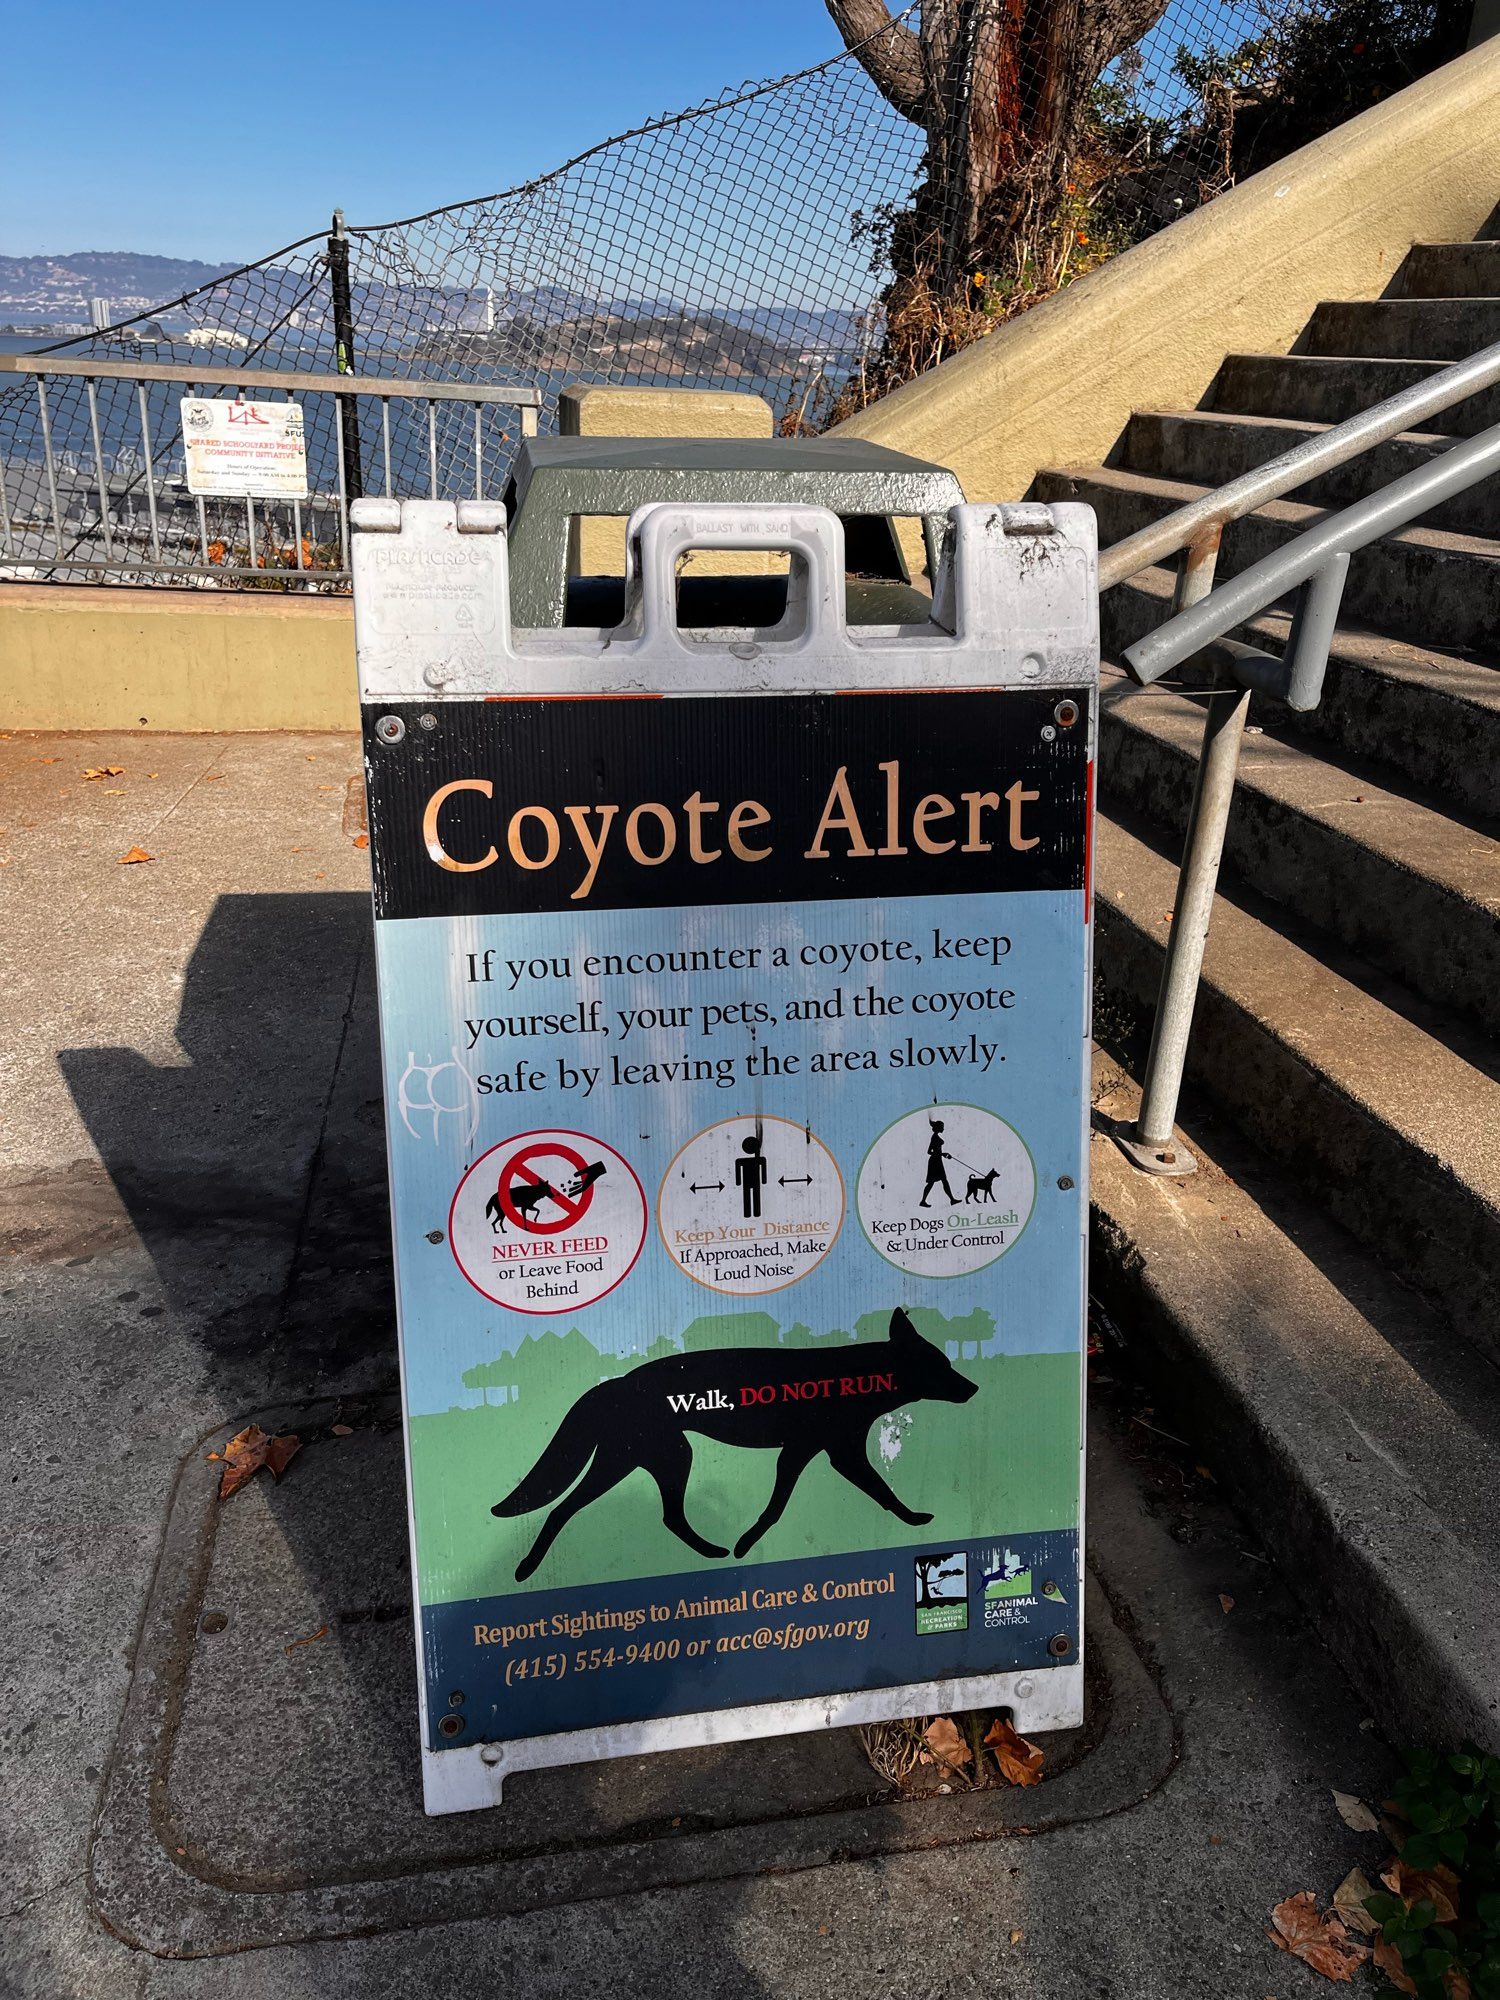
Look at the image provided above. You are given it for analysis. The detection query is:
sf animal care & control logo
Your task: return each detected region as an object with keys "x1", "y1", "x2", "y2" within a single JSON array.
[{"x1": 449, "y1": 1130, "x2": 646, "y2": 1313}]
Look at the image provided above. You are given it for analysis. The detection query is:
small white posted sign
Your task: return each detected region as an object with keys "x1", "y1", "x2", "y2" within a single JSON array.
[{"x1": 180, "y1": 397, "x2": 308, "y2": 499}]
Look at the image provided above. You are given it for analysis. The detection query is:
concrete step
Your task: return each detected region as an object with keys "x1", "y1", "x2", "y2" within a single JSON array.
[
  {"x1": 1392, "y1": 240, "x2": 1500, "y2": 299},
  {"x1": 1034, "y1": 463, "x2": 1500, "y2": 653},
  {"x1": 1089, "y1": 1060, "x2": 1500, "y2": 1754},
  {"x1": 1298, "y1": 296, "x2": 1500, "y2": 361},
  {"x1": 1093, "y1": 808, "x2": 1500, "y2": 1349},
  {"x1": 1098, "y1": 670, "x2": 1500, "y2": 1033},
  {"x1": 1116, "y1": 409, "x2": 1500, "y2": 540},
  {"x1": 1100, "y1": 564, "x2": 1500, "y2": 819},
  {"x1": 1207, "y1": 353, "x2": 1500, "y2": 436}
]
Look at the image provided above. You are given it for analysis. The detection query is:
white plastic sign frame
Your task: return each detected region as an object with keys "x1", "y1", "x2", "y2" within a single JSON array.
[{"x1": 351, "y1": 497, "x2": 1098, "y2": 1816}]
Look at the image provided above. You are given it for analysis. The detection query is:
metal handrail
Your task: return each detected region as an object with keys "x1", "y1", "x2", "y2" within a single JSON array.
[
  {"x1": 1097, "y1": 330, "x2": 1500, "y2": 595},
  {"x1": 0, "y1": 361, "x2": 540, "y2": 586},
  {"x1": 1102, "y1": 341, "x2": 1500, "y2": 1179},
  {"x1": 0, "y1": 354, "x2": 543, "y2": 409},
  {"x1": 1122, "y1": 419, "x2": 1500, "y2": 687}
]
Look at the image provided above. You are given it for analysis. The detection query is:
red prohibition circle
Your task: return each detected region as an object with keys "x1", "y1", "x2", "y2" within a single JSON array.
[
  {"x1": 496, "y1": 1139, "x2": 591, "y2": 1234},
  {"x1": 447, "y1": 1131, "x2": 649, "y2": 1316}
]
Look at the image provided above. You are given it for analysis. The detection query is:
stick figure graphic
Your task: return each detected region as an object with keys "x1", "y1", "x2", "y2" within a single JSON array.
[
  {"x1": 735, "y1": 1116, "x2": 769, "y2": 1219},
  {"x1": 919, "y1": 1114, "x2": 957, "y2": 1209}
]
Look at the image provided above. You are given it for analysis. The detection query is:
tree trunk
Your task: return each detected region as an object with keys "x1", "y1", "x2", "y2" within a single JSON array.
[{"x1": 827, "y1": 0, "x2": 1170, "y2": 278}]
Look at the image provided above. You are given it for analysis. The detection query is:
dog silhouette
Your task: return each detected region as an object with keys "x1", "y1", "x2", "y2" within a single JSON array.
[
  {"x1": 491, "y1": 1308, "x2": 978, "y2": 1581},
  {"x1": 965, "y1": 1168, "x2": 999, "y2": 1203}
]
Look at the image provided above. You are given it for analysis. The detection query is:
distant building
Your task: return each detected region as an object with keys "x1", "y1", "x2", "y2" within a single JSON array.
[
  {"x1": 183, "y1": 326, "x2": 250, "y2": 350},
  {"x1": 88, "y1": 297, "x2": 113, "y2": 331}
]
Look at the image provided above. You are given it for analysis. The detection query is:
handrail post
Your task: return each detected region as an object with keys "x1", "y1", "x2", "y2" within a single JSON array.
[
  {"x1": 1115, "y1": 526, "x2": 1238, "y2": 1177},
  {"x1": 328, "y1": 209, "x2": 364, "y2": 505}
]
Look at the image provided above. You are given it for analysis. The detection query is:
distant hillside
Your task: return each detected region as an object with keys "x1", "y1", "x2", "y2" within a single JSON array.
[{"x1": 0, "y1": 251, "x2": 242, "y2": 323}]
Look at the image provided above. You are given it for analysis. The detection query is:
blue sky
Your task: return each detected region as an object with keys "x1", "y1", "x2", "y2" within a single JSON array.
[{"x1": 1, "y1": 0, "x2": 848, "y2": 263}]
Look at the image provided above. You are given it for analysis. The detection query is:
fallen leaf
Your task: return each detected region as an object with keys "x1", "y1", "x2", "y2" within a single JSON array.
[
  {"x1": 284, "y1": 1622, "x2": 329, "y2": 1654},
  {"x1": 331, "y1": 1422, "x2": 353, "y2": 1436},
  {"x1": 1196, "y1": 1463, "x2": 1216, "y2": 1482},
  {"x1": 985, "y1": 1716, "x2": 1045, "y2": 1787},
  {"x1": 263, "y1": 1433, "x2": 300, "y2": 1478},
  {"x1": 118, "y1": 846, "x2": 153, "y2": 865},
  {"x1": 1380, "y1": 1859, "x2": 1459, "y2": 1925},
  {"x1": 217, "y1": 1424, "x2": 302, "y2": 1498},
  {"x1": 1332, "y1": 1789, "x2": 1380, "y2": 1833},
  {"x1": 341, "y1": 774, "x2": 368, "y2": 841},
  {"x1": 923, "y1": 1715, "x2": 971, "y2": 1772},
  {"x1": 1332, "y1": 1867, "x2": 1380, "y2": 1936},
  {"x1": 1009, "y1": 1928, "x2": 1024, "y2": 1945},
  {"x1": 83, "y1": 765, "x2": 124, "y2": 779},
  {"x1": 1372, "y1": 1937, "x2": 1417, "y2": 1995},
  {"x1": 1219, "y1": 1593, "x2": 1235, "y2": 1614},
  {"x1": 103, "y1": 788, "x2": 125, "y2": 795},
  {"x1": 204, "y1": 773, "x2": 224, "y2": 781},
  {"x1": 353, "y1": 833, "x2": 369, "y2": 849},
  {"x1": 1266, "y1": 1892, "x2": 1368, "y2": 1982}
]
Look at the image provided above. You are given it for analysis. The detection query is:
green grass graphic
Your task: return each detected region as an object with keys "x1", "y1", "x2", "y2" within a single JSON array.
[{"x1": 411, "y1": 1309, "x2": 1080, "y2": 1604}]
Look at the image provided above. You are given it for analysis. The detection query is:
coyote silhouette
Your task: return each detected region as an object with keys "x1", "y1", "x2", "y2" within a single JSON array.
[{"x1": 491, "y1": 1308, "x2": 978, "y2": 1581}]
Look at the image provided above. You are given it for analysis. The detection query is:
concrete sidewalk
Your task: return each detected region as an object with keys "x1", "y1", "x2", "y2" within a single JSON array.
[{"x1": 2, "y1": 731, "x2": 1401, "y2": 1998}]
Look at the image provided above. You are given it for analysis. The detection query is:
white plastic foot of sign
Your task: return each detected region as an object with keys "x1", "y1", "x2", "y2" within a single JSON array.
[{"x1": 426, "y1": 1664, "x2": 1086, "y2": 1815}]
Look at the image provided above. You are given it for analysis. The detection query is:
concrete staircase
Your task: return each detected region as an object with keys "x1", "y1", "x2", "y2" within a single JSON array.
[{"x1": 1033, "y1": 233, "x2": 1500, "y2": 1750}]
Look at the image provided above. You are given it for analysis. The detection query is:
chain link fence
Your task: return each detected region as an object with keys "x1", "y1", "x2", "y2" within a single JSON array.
[{"x1": 0, "y1": 0, "x2": 1469, "y2": 586}]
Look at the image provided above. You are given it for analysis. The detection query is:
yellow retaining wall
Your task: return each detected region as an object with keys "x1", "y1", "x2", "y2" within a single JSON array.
[
  {"x1": 837, "y1": 38, "x2": 1500, "y2": 500},
  {"x1": 559, "y1": 382, "x2": 778, "y2": 579},
  {"x1": 0, "y1": 583, "x2": 356, "y2": 732}
]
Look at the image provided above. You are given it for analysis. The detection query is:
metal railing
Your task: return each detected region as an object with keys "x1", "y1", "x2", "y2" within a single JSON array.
[
  {"x1": 0, "y1": 356, "x2": 541, "y2": 588},
  {"x1": 1101, "y1": 331, "x2": 1500, "y2": 1176}
]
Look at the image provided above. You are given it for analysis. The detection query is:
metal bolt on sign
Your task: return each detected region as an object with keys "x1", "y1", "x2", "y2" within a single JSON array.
[{"x1": 351, "y1": 497, "x2": 1099, "y2": 1816}]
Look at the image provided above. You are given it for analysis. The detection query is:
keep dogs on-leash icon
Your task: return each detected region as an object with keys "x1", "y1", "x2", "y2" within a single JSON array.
[{"x1": 858, "y1": 1102, "x2": 1037, "y2": 1277}]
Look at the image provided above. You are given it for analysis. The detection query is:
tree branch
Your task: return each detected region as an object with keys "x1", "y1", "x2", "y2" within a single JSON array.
[{"x1": 825, "y1": 0, "x2": 927, "y2": 122}]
